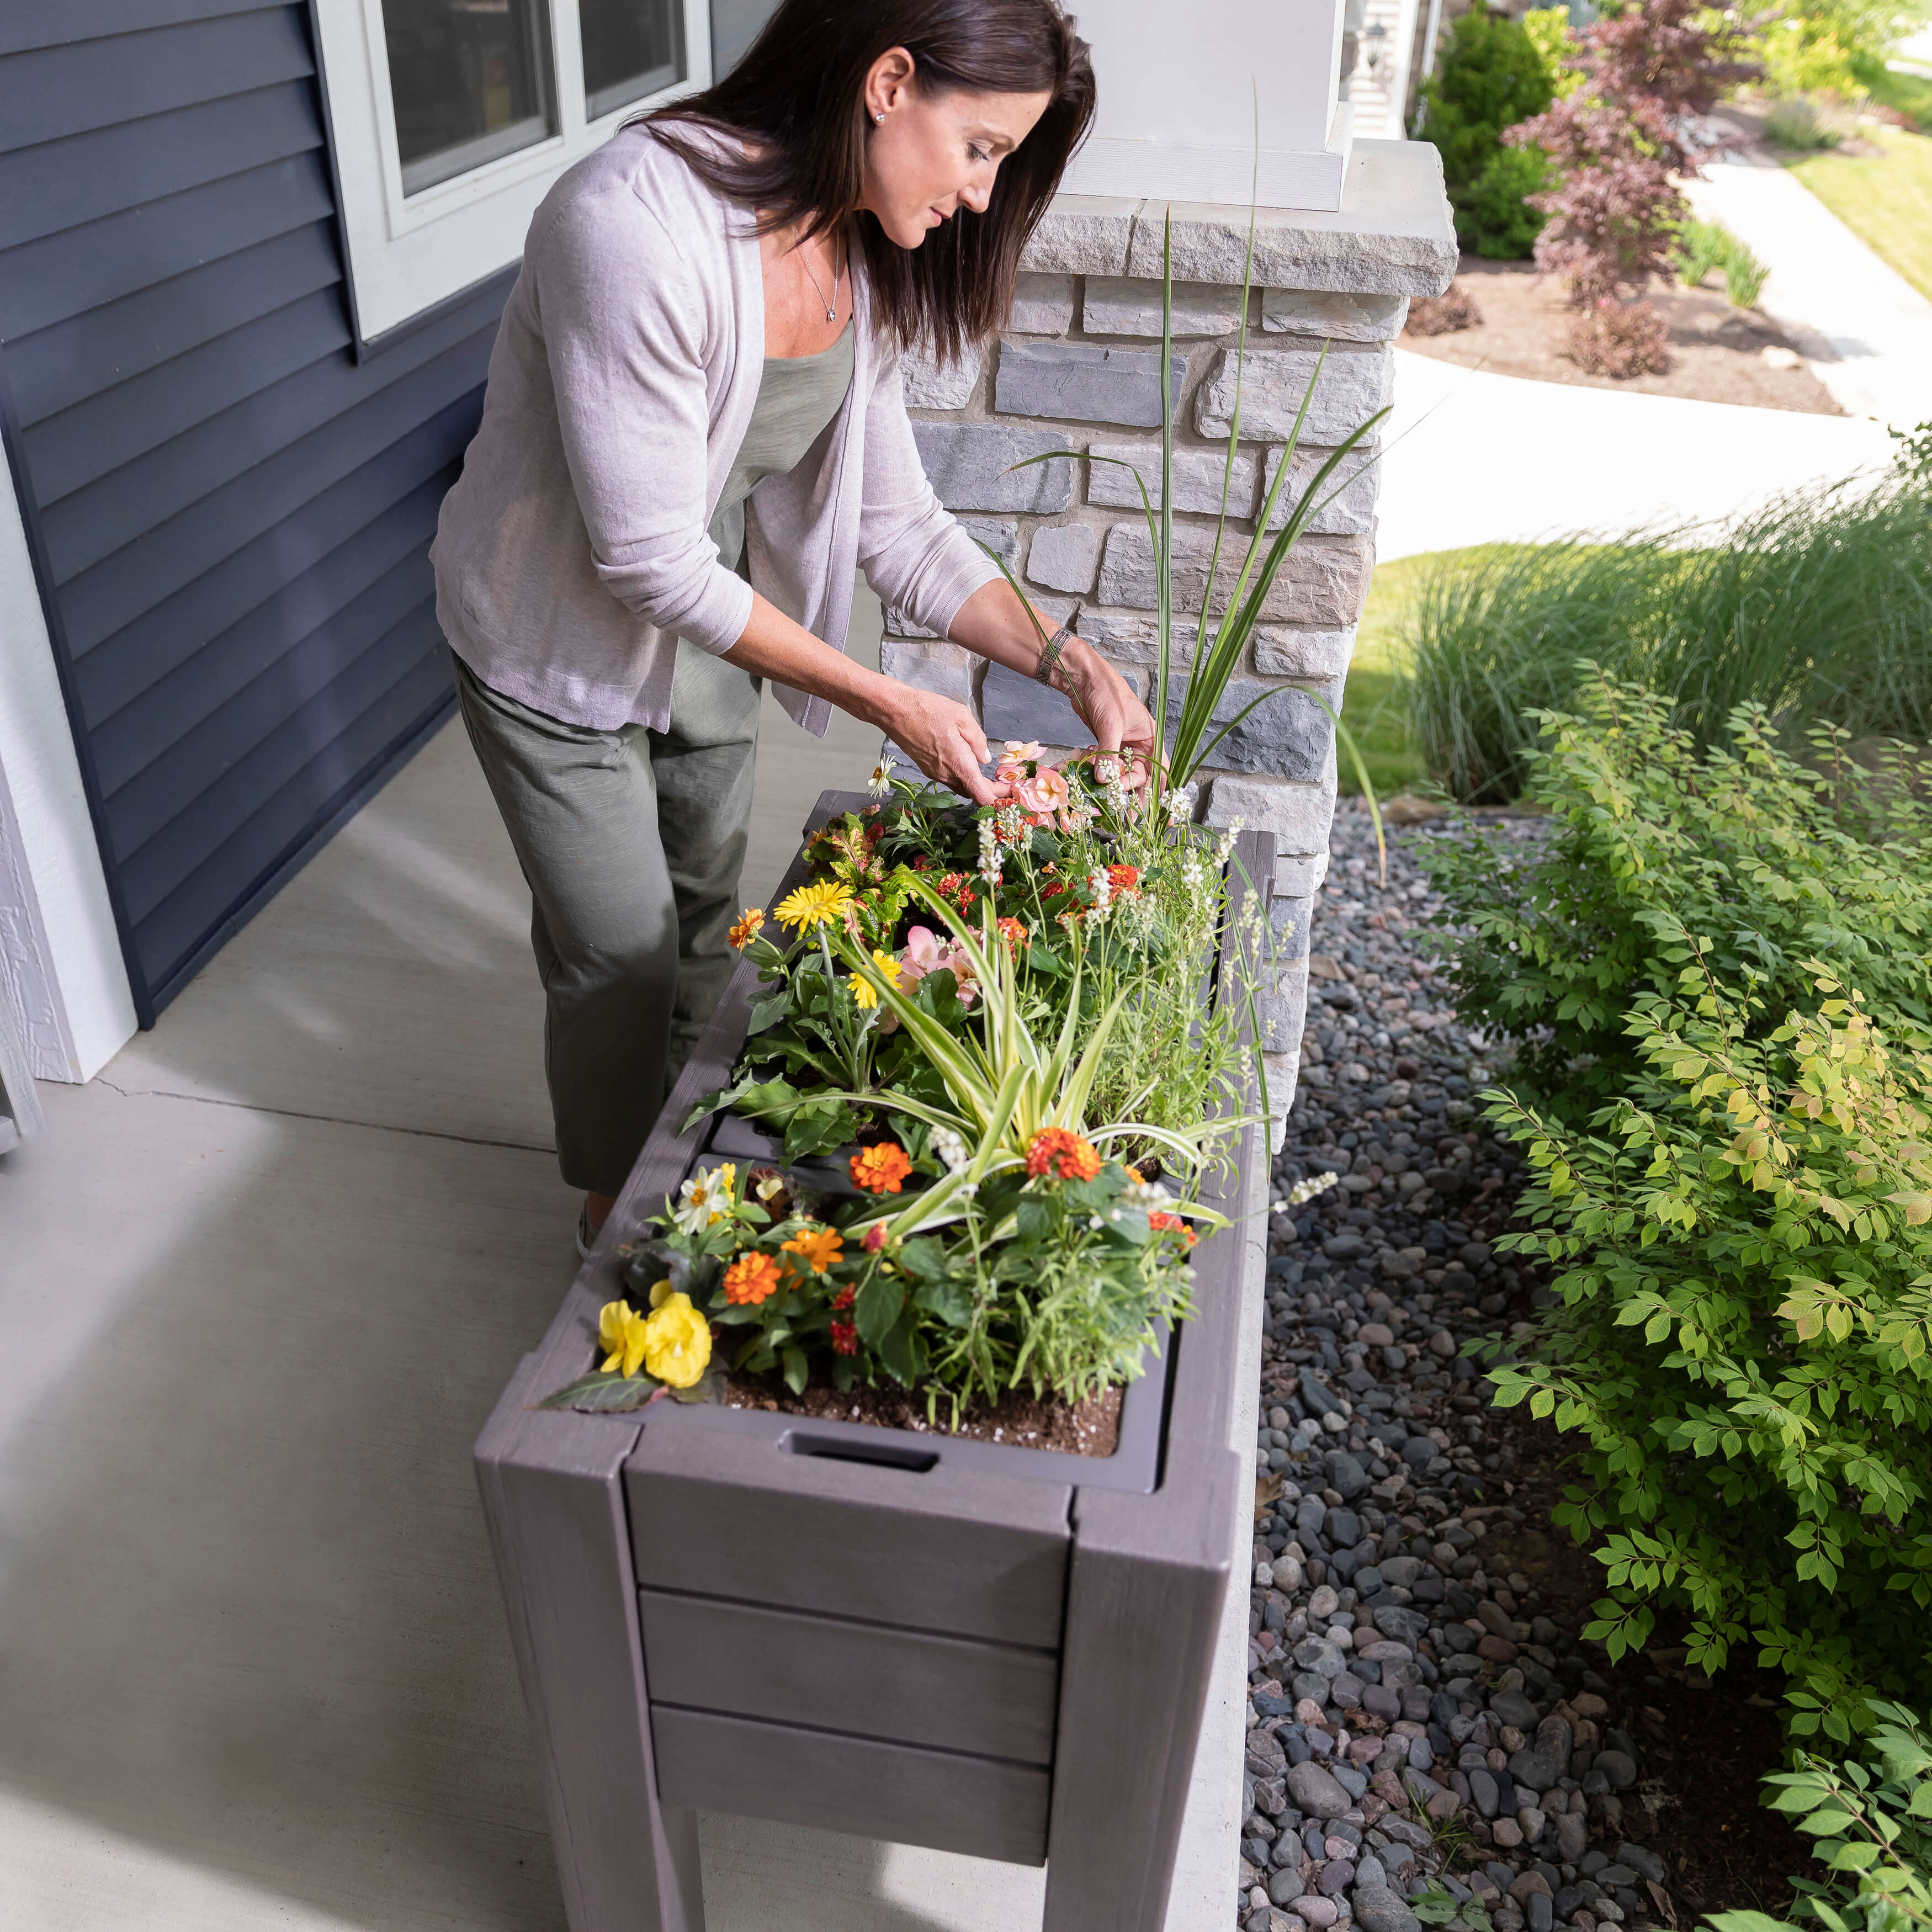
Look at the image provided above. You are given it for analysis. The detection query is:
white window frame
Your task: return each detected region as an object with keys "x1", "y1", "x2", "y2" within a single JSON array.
[{"x1": 310, "y1": 0, "x2": 713, "y2": 350}]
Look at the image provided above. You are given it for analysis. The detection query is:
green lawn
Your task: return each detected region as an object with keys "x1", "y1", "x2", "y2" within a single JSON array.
[
  {"x1": 1787, "y1": 121, "x2": 1932, "y2": 304},
  {"x1": 1336, "y1": 552, "x2": 1431, "y2": 798}
]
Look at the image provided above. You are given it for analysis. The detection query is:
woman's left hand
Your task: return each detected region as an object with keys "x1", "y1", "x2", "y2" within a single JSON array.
[{"x1": 1063, "y1": 643, "x2": 1156, "y2": 784}]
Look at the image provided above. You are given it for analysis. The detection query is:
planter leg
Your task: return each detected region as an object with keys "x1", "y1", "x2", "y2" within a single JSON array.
[
  {"x1": 477, "y1": 1382, "x2": 705, "y2": 1932},
  {"x1": 1041, "y1": 1455, "x2": 1239, "y2": 1932}
]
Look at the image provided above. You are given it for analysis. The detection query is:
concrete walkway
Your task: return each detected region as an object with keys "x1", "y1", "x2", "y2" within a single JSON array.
[
  {"x1": 0, "y1": 592, "x2": 1245, "y2": 1932},
  {"x1": 1685, "y1": 141, "x2": 1932, "y2": 429},
  {"x1": 1374, "y1": 346, "x2": 1896, "y2": 560}
]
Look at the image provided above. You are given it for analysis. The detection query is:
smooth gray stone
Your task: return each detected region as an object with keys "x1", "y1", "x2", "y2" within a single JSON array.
[
  {"x1": 1286, "y1": 1761, "x2": 1354, "y2": 1819},
  {"x1": 1595, "y1": 1749, "x2": 1638, "y2": 1791},
  {"x1": 1293, "y1": 1636, "x2": 1350, "y2": 1679},
  {"x1": 1468, "y1": 1768, "x2": 1500, "y2": 1819},
  {"x1": 1488, "y1": 1689, "x2": 1540, "y2": 1729},
  {"x1": 910, "y1": 420, "x2": 1073, "y2": 511},
  {"x1": 1508, "y1": 1748, "x2": 1559, "y2": 1793},
  {"x1": 994, "y1": 339, "x2": 1187, "y2": 427},
  {"x1": 1273, "y1": 1867, "x2": 1309, "y2": 1905},
  {"x1": 1325, "y1": 1450, "x2": 1371, "y2": 1500},
  {"x1": 1352, "y1": 1883, "x2": 1423, "y2": 1932},
  {"x1": 1617, "y1": 1844, "x2": 1666, "y2": 1885}
]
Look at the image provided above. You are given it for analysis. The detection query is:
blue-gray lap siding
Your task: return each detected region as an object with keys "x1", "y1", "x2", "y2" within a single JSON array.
[{"x1": 0, "y1": 0, "x2": 511, "y2": 1017}]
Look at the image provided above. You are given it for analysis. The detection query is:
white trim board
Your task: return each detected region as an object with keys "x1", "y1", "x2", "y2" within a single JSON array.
[
  {"x1": 0, "y1": 455, "x2": 137, "y2": 1084},
  {"x1": 311, "y1": 0, "x2": 713, "y2": 344}
]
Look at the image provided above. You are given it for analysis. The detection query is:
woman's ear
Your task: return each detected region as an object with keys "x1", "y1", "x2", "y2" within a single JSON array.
[{"x1": 864, "y1": 46, "x2": 917, "y2": 124}]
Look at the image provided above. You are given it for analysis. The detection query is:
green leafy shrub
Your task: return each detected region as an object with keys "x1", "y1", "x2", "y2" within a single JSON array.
[
  {"x1": 1418, "y1": 2, "x2": 1556, "y2": 258},
  {"x1": 1419, "y1": 676, "x2": 1932, "y2": 1115},
  {"x1": 1483, "y1": 953, "x2": 1932, "y2": 1731},
  {"x1": 1397, "y1": 477, "x2": 1932, "y2": 804},
  {"x1": 1727, "y1": 238, "x2": 1772, "y2": 307},
  {"x1": 1461, "y1": 145, "x2": 1553, "y2": 259},
  {"x1": 1710, "y1": 1702, "x2": 1932, "y2": 1932}
]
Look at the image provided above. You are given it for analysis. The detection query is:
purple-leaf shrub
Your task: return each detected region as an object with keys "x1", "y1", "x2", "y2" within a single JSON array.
[{"x1": 1508, "y1": 0, "x2": 1759, "y2": 307}]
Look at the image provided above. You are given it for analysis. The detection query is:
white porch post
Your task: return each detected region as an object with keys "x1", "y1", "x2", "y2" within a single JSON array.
[{"x1": 1060, "y1": 0, "x2": 1354, "y2": 211}]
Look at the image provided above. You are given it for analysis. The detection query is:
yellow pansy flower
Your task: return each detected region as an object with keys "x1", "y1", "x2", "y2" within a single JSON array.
[
  {"x1": 774, "y1": 880, "x2": 856, "y2": 931},
  {"x1": 642, "y1": 1291, "x2": 712, "y2": 1388},
  {"x1": 598, "y1": 1300, "x2": 650, "y2": 1378}
]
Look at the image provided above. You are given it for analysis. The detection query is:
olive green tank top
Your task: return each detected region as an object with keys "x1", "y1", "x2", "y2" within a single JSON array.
[{"x1": 710, "y1": 319, "x2": 856, "y2": 580}]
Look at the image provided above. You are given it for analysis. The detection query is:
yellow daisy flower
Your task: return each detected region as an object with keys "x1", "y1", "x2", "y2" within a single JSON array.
[
  {"x1": 774, "y1": 880, "x2": 856, "y2": 931},
  {"x1": 848, "y1": 948, "x2": 900, "y2": 1010}
]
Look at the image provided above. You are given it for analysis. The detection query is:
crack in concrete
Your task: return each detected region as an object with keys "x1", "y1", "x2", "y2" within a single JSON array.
[{"x1": 92, "y1": 1078, "x2": 555, "y2": 1156}]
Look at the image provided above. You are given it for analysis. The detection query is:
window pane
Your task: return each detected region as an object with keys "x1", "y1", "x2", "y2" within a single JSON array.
[
  {"x1": 383, "y1": 0, "x2": 555, "y2": 196},
  {"x1": 580, "y1": 0, "x2": 683, "y2": 121}
]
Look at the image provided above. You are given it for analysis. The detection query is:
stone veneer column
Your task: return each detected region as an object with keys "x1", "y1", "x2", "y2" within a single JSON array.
[{"x1": 885, "y1": 140, "x2": 1456, "y2": 1149}]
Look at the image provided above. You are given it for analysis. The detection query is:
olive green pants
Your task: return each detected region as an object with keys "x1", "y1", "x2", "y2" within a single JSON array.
[{"x1": 453, "y1": 647, "x2": 761, "y2": 1196}]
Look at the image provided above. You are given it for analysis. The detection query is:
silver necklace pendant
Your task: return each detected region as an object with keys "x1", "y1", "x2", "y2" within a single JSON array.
[{"x1": 800, "y1": 240, "x2": 840, "y2": 325}]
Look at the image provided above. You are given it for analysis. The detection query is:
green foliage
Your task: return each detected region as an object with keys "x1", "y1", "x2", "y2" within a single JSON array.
[
  {"x1": 1395, "y1": 477, "x2": 1932, "y2": 804},
  {"x1": 1680, "y1": 216, "x2": 1737, "y2": 286},
  {"x1": 1706, "y1": 1702, "x2": 1932, "y2": 1932},
  {"x1": 1678, "y1": 217, "x2": 1771, "y2": 305},
  {"x1": 1418, "y1": 2, "x2": 1557, "y2": 258},
  {"x1": 1462, "y1": 145, "x2": 1553, "y2": 259},
  {"x1": 1769, "y1": 96, "x2": 1845, "y2": 148},
  {"x1": 1523, "y1": 6, "x2": 1583, "y2": 95},
  {"x1": 1418, "y1": 676, "x2": 1932, "y2": 1115},
  {"x1": 1754, "y1": 0, "x2": 1929, "y2": 102},
  {"x1": 1483, "y1": 956, "x2": 1932, "y2": 1730}
]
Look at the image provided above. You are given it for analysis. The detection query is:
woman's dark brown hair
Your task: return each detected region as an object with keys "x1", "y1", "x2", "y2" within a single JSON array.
[{"x1": 645, "y1": 0, "x2": 1095, "y2": 364}]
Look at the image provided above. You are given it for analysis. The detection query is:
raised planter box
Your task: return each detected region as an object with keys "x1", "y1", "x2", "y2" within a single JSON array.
[{"x1": 475, "y1": 789, "x2": 1271, "y2": 1931}]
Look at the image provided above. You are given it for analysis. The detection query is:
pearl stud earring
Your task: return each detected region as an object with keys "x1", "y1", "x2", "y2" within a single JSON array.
[{"x1": 875, "y1": 111, "x2": 885, "y2": 123}]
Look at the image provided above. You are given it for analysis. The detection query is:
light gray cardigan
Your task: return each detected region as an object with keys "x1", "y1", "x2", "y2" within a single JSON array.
[{"x1": 431, "y1": 123, "x2": 1000, "y2": 735}]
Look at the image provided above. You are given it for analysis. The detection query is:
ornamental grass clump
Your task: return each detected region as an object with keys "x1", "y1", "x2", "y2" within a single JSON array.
[
  {"x1": 1419, "y1": 675, "x2": 1932, "y2": 1117},
  {"x1": 1482, "y1": 956, "x2": 1932, "y2": 1733}
]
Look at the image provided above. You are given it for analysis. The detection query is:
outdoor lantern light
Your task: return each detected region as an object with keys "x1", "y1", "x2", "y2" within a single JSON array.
[{"x1": 1365, "y1": 20, "x2": 1387, "y2": 68}]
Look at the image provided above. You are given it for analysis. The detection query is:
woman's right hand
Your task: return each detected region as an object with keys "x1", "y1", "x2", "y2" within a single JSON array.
[{"x1": 877, "y1": 686, "x2": 1010, "y2": 806}]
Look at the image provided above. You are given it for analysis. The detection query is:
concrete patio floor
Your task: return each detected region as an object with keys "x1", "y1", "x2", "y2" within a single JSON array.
[{"x1": 0, "y1": 588, "x2": 1247, "y2": 1931}]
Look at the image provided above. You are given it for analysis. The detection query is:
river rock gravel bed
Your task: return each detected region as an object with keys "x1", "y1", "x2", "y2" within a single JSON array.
[{"x1": 1234, "y1": 805, "x2": 1682, "y2": 1932}]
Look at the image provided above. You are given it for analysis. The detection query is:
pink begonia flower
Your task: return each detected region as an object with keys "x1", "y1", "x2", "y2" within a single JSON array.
[
  {"x1": 1019, "y1": 766, "x2": 1070, "y2": 815},
  {"x1": 898, "y1": 925, "x2": 978, "y2": 1006},
  {"x1": 1002, "y1": 740, "x2": 1044, "y2": 765}
]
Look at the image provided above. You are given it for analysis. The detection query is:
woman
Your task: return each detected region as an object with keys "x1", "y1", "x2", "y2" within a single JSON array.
[{"x1": 432, "y1": 0, "x2": 1155, "y2": 1251}]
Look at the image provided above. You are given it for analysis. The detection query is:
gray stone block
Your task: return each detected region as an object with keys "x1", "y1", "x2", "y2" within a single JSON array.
[
  {"x1": 1271, "y1": 850, "x2": 1330, "y2": 896},
  {"x1": 1083, "y1": 275, "x2": 1245, "y2": 337},
  {"x1": 1027, "y1": 522, "x2": 1101, "y2": 594},
  {"x1": 1196, "y1": 345, "x2": 1393, "y2": 447},
  {"x1": 1009, "y1": 272, "x2": 1077, "y2": 333},
  {"x1": 912, "y1": 422, "x2": 1074, "y2": 513},
  {"x1": 1127, "y1": 144, "x2": 1459, "y2": 295},
  {"x1": 1078, "y1": 613, "x2": 1198, "y2": 667},
  {"x1": 1098, "y1": 524, "x2": 1372, "y2": 627},
  {"x1": 1263, "y1": 290, "x2": 1410, "y2": 342},
  {"x1": 995, "y1": 341, "x2": 1188, "y2": 428},
  {"x1": 1256, "y1": 952, "x2": 1310, "y2": 1055},
  {"x1": 1270, "y1": 895, "x2": 1313, "y2": 963},
  {"x1": 1203, "y1": 770, "x2": 1338, "y2": 857},
  {"x1": 959, "y1": 514, "x2": 1022, "y2": 570},
  {"x1": 1253, "y1": 628, "x2": 1355, "y2": 678},
  {"x1": 980, "y1": 659, "x2": 1087, "y2": 746},
  {"x1": 1087, "y1": 439, "x2": 1259, "y2": 519},
  {"x1": 1018, "y1": 193, "x2": 1137, "y2": 274},
  {"x1": 1160, "y1": 673, "x2": 1341, "y2": 780},
  {"x1": 901, "y1": 339, "x2": 983, "y2": 409},
  {"x1": 880, "y1": 636, "x2": 977, "y2": 705},
  {"x1": 1262, "y1": 445, "x2": 1381, "y2": 536}
]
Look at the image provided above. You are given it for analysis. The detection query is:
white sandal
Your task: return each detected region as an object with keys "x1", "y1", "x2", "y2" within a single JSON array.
[{"x1": 575, "y1": 1205, "x2": 597, "y2": 1263}]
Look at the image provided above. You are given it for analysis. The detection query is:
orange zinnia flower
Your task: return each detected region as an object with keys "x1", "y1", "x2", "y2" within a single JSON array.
[
  {"x1": 781, "y1": 1224, "x2": 843, "y2": 1276},
  {"x1": 1026, "y1": 1128, "x2": 1101, "y2": 1182},
  {"x1": 997, "y1": 916, "x2": 1029, "y2": 957},
  {"x1": 728, "y1": 906, "x2": 765, "y2": 948},
  {"x1": 850, "y1": 1142, "x2": 912, "y2": 1193},
  {"x1": 722, "y1": 1251, "x2": 783, "y2": 1305},
  {"x1": 1107, "y1": 863, "x2": 1140, "y2": 894}
]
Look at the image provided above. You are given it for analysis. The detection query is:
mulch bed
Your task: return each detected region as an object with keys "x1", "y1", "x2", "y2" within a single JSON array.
[{"x1": 1402, "y1": 256, "x2": 1843, "y2": 415}]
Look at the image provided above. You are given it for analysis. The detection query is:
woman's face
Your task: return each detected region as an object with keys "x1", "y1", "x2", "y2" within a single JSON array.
[{"x1": 859, "y1": 50, "x2": 1051, "y2": 249}]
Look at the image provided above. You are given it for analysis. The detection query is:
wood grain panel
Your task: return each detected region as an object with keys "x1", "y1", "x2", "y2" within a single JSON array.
[
  {"x1": 638, "y1": 1588, "x2": 1059, "y2": 1764},
  {"x1": 650, "y1": 1705, "x2": 1051, "y2": 1867}
]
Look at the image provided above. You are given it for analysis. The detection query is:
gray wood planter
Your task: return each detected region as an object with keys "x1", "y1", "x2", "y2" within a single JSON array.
[{"x1": 475, "y1": 790, "x2": 1271, "y2": 1932}]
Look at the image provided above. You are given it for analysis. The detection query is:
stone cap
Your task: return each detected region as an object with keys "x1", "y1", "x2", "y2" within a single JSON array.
[{"x1": 1021, "y1": 140, "x2": 1456, "y2": 299}]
